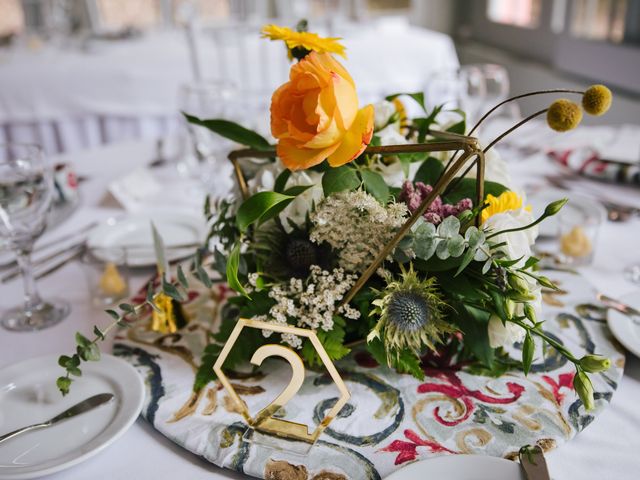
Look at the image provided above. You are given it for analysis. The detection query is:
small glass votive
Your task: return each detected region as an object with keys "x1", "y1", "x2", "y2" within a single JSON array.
[
  {"x1": 80, "y1": 247, "x2": 130, "y2": 308},
  {"x1": 557, "y1": 200, "x2": 604, "y2": 266}
]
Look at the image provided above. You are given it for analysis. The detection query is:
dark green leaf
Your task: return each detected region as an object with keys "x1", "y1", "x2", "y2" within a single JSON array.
[
  {"x1": 523, "y1": 332, "x2": 534, "y2": 375},
  {"x1": 282, "y1": 184, "x2": 313, "y2": 197},
  {"x1": 456, "y1": 303, "x2": 494, "y2": 367},
  {"x1": 444, "y1": 178, "x2": 509, "y2": 204},
  {"x1": 226, "y1": 242, "x2": 249, "y2": 298},
  {"x1": 274, "y1": 169, "x2": 291, "y2": 193},
  {"x1": 413, "y1": 157, "x2": 445, "y2": 185},
  {"x1": 151, "y1": 222, "x2": 168, "y2": 279},
  {"x1": 446, "y1": 119, "x2": 466, "y2": 135},
  {"x1": 183, "y1": 113, "x2": 272, "y2": 151},
  {"x1": 322, "y1": 165, "x2": 360, "y2": 197},
  {"x1": 58, "y1": 355, "x2": 72, "y2": 368},
  {"x1": 75, "y1": 332, "x2": 91, "y2": 348},
  {"x1": 361, "y1": 169, "x2": 389, "y2": 204},
  {"x1": 236, "y1": 191, "x2": 295, "y2": 232},
  {"x1": 105, "y1": 309, "x2": 119, "y2": 320},
  {"x1": 196, "y1": 265, "x2": 213, "y2": 288},
  {"x1": 523, "y1": 256, "x2": 540, "y2": 270},
  {"x1": 119, "y1": 303, "x2": 135, "y2": 313},
  {"x1": 68, "y1": 366, "x2": 82, "y2": 377},
  {"x1": 93, "y1": 326, "x2": 105, "y2": 341}
]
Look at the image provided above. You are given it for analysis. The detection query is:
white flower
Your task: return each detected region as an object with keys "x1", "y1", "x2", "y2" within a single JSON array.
[
  {"x1": 482, "y1": 207, "x2": 537, "y2": 267},
  {"x1": 463, "y1": 147, "x2": 511, "y2": 188},
  {"x1": 488, "y1": 315, "x2": 526, "y2": 348},
  {"x1": 374, "y1": 100, "x2": 397, "y2": 130},
  {"x1": 247, "y1": 161, "x2": 323, "y2": 231},
  {"x1": 281, "y1": 170, "x2": 324, "y2": 230}
]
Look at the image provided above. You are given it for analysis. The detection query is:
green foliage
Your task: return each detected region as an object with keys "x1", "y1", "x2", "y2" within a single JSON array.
[
  {"x1": 366, "y1": 338, "x2": 424, "y2": 380},
  {"x1": 226, "y1": 242, "x2": 249, "y2": 298},
  {"x1": 301, "y1": 317, "x2": 350, "y2": 367},
  {"x1": 183, "y1": 113, "x2": 272, "y2": 151},
  {"x1": 413, "y1": 157, "x2": 445, "y2": 185},
  {"x1": 236, "y1": 191, "x2": 296, "y2": 233},
  {"x1": 454, "y1": 303, "x2": 494, "y2": 367},
  {"x1": 522, "y1": 332, "x2": 534, "y2": 375},
  {"x1": 444, "y1": 178, "x2": 508, "y2": 204},
  {"x1": 322, "y1": 165, "x2": 360, "y2": 197},
  {"x1": 361, "y1": 169, "x2": 389, "y2": 204}
]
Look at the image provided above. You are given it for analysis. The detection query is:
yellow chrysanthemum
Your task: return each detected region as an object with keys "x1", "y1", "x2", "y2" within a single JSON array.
[
  {"x1": 582, "y1": 84, "x2": 612, "y2": 116},
  {"x1": 547, "y1": 99, "x2": 582, "y2": 132},
  {"x1": 481, "y1": 191, "x2": 531, "y2": 223},
  {"x1": 261, "y1": 24, "x2": 346, "y2": 59}
]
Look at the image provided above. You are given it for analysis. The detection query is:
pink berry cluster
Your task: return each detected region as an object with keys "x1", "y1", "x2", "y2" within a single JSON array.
[{"x1": 399, "y1": 180, "x2": 473, "y2": 225}]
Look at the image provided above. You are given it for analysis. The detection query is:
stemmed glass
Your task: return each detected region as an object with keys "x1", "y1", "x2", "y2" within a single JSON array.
[{"x1": 0, "y1": 143, "x2": 69, "y2": 331}]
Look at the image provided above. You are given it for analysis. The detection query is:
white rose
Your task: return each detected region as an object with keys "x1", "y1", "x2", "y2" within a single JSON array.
[
  {"x1": 482, "y1": 208, "x2": 537, "y2": 267},
  {"x1": 373, "y1": 100, "x2": 397, "y2": 130},
  {"x1": 488, "y1": 315, "x2": 526, "y2": 348}
]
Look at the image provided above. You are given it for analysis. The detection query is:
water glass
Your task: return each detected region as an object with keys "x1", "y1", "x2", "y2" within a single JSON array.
[
  {"x1": 557, "y1": 202, "x2": 602, "y2": 266},
  {"x1": 0, "y1": 143, "x2": 70, "y2": 331},
  {"x1": 80, "y1": 247, "x2": 130, "y2": 308}
]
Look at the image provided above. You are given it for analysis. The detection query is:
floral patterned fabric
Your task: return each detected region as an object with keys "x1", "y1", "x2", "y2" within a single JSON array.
[{"x1": 113, "y1": 270, "x2": 624, "y2": 480}]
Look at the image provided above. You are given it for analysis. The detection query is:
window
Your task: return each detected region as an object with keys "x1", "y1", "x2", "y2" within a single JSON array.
[
  {"x1": 487, "y1": 0, "x2": 542, "y2": 28},
  {"x1": 93, "y1": 0, "x2": 162, "y2": 31},
  {"x1": 0, "y1": 0, "x2": 24, "y2": 36},
  {"x1": 569, "y1": 0, "x2": 627, "y2": 43}
]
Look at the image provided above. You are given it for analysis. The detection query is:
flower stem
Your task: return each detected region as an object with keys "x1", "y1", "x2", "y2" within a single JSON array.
[{"x1": 511, "y1": 317, "x2": 578, "y2": 363}]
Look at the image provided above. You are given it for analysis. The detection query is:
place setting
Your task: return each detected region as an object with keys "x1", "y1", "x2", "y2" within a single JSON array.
[{"x1": 1, "y1": 3, "x2": 640, "y2": 480}]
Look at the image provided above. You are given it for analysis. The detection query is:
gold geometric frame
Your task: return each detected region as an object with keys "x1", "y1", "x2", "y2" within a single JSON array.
[
  {"x1": 214, "y1": 128, "x2": 485, "y2": 443},
  {"x1": 213, "y1": 318, "x2": 351, "y2": 443}
]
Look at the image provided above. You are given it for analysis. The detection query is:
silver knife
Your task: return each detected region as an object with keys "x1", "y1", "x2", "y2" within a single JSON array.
[
  {"x1": 0, "y1": 393, "x2": 114, "y2": 445},
  {"x1": 519, "y1": 445, "x2": 551, "y2": 480},
  {"x1": 597, "y1": 293, "x2": 640, "y2": 326}
]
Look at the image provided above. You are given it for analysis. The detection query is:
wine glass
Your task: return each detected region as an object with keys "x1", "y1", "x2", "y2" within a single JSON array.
[{"x1": 0, "y1": 143, "x2": 70, "y2": 331}]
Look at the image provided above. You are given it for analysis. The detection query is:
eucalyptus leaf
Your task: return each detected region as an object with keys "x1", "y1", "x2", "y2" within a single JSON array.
[
  {"x1": 415, "y1": 235, "x2": 438, "y2": 260},
  {"x1": 322, "y1": 165, "x2": 360, "y2": 197},
  {"x1": 447, "y1": 235, "x2": 466, "y2": 257},
  {"x1": 437, "y1": 215, "x2": 460, "y2": 238},
  {"x1": 183, "y1": 113, "x2": 272, "y2": 151},
  {"x1": 177, "y1": 265, "x2": 188, "y2": 289},
  {"x1": 436, "y1": 239, "x2": 451, "y2": 260}
]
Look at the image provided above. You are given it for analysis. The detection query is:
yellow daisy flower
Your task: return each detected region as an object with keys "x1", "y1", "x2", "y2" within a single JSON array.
[
  {"x1": 481, "y1": 191, "x2": 531, "y2": 223},
  {"x1": 261, "y1": 24, "x2": 346, "y2": 59}
]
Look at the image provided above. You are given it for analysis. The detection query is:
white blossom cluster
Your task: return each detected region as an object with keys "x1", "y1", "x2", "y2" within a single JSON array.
[
  {"x1": 310, "y1": 190, "x2": 408, "y2": 272},
  {"x1": 249, "y1": 266, "x2": 360, "y2": 349}
]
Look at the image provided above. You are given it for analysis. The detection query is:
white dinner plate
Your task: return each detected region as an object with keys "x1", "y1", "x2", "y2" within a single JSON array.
[
  {"x1": 87, "y1": 210, "x2": 206, "y2": 267},
  {"x1": 606, "y1": 291, "x2": 640, "y2": 358},
  {"x1": 385, "y1": 455, "x2": 524, "y2": 480},
  {"x1": 0, "y1": 354, "x2": 144, "y2": 480}
]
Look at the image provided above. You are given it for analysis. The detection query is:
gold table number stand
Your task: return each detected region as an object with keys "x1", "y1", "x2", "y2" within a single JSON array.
[
  {"x1": 213, "y1": 129, "x2": 485, "y2": 449},
  {"x1": 213, "y1": 319, "x2": 351, "y2": 446}
]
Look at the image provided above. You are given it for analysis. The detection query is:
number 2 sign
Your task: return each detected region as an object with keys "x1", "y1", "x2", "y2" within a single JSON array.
[{"x1": 213, "y1": 318, "x2": 351, "y2": 444}]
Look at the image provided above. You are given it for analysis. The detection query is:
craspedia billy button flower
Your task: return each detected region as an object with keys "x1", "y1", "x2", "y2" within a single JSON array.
[
  {"x1": 582, "y1": 84, "x2": 612, "y2": 116},
  {"x1": 547, "y1": 99, "x2": 582, "y2": 132},
  {"x1": 367, "y1": 265, "x2": 455, "y2": 355}
]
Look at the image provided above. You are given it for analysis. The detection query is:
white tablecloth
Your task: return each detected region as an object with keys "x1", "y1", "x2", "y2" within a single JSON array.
[
  {"x1": 0, "y1": 19, "x2": 459, "y2": 156},
  {"x1": 1, "y1": 129, "x2": 639, "y2": 478}
]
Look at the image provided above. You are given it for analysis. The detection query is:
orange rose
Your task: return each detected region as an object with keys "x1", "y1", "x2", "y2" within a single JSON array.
[{"x1": 270, "y1": 52, "x2": 374, "y2": 171}]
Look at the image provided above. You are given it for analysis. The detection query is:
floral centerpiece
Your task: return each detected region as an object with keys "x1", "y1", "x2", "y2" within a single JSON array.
[{"x1": 57, "y1": 23, "x2": 613, "y2": 413}]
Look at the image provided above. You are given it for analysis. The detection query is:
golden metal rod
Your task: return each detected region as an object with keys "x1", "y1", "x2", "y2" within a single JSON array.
[{"x1": 230, "y1": 156, "x2": 249, "y2": 200}]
